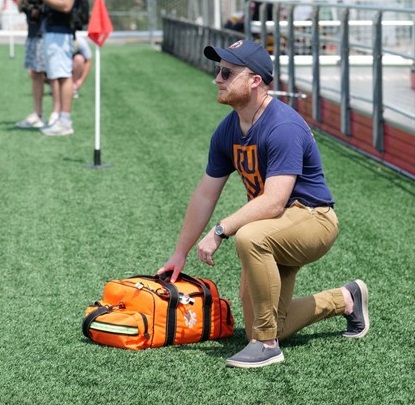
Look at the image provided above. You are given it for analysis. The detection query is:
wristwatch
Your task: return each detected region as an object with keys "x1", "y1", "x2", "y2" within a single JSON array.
[{"x1": 214, "y1": 223, "x2": 229, "y2": 239}]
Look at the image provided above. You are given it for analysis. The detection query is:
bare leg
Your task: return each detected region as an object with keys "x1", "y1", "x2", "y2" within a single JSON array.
[
  {"x1": 31, "y1": 71, "x2": 45, "y2": 117},
  {"x1": 72, "y1": 54, "x2": 84, "y2": 86},
  {"x1": 59, "y1": 77, "x2": 73, "y2": 114},
  {"x1": 341, "y1": 287, "x2": 354, "y2": 315},
  {"x1": 50, "y1": 79, "x2": 60, "y2": 115}
]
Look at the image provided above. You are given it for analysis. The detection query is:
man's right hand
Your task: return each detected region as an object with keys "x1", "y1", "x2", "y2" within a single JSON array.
[{"x1": 157, "y1": 252, "x2": 187, "y2": 283}]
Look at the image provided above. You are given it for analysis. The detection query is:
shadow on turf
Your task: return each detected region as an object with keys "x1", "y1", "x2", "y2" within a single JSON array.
[
  {"x1": 0, "y1": 120, "x2": 41, "y2": 131},
  {"x1": 79, "y1": 327, "x2": 342, "y2": 360},
  {"x1": 0, "y1": 119, "x2": 54, "y2": 134},
  {"x1": 0, "y1": 120, "x2": 18, "y2": 126},
  {"x1": 171, "y1": 328, "x2": 342, "y2": 358},
  {"x1": 63, "y1": 157, "x2": 86, "y2": 164}
]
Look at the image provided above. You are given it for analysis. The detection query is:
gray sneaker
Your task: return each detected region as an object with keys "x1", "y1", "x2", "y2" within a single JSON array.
[
  {"x1": 47, "y1": 112, "x2": 59, "y2": 126},
  {"x1": 343, "y1": 279, "x2": 369, "y2": 338},
  {"x1": 225, "y1": 340, "x2": 284, "y2": 368},
  {"x1": 16, "y1": 112, "x2": 45, "y2": 129},
  {"x1": 41, "y1": 119, "x2": 74, "y2": 136}
]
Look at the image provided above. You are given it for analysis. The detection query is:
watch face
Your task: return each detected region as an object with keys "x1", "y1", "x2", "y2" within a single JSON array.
[{"x1": 215, "y1": 224, "x2": 224, "y2": 236}]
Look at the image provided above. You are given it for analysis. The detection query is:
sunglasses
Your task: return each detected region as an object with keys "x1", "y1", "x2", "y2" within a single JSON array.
[{"x1": 214, "y1": 65, "x2": 256, "y2": 81}]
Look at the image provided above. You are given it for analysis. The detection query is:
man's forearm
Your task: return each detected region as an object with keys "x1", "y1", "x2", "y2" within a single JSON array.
[
  {"x1": 174, "y1": 191, "x2": 217, "y2": 257},
  {"x1": 219, "y1": 175, "x2": 296, "y2": 237}
]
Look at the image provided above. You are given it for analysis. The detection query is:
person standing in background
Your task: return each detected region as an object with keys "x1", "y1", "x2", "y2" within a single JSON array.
[
  {"x1": 16, "y1": 0, "x2": 58, "y2": 129},
  {"x1": 40, "y1": 0, "x2": 75, "y2": 136},
  {"x1": 72, "y1": 34, "x2": 92, "y2": 99}
]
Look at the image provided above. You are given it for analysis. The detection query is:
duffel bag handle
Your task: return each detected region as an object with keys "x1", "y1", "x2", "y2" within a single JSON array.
[
  {"x1": 156, "y1": 272, "x2": 213, "y2": 342},
  {"x1": 156, "y1": 271, "x2": 174, "y2": 283},
  {"x1": 137, "y1": 272, "x2": 213, "y2": 342},
  {"x1": 135, "y1": 274, "x2": 180, "y2": 346},
  {"x1": 155, "y1": 272, "x2": 212, "y2": 307},
  {"x1": 82, "y1": 303, "x2": 111, "y2": 339}
]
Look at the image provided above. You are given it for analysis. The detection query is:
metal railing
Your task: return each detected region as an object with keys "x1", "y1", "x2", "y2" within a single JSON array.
[
  {"x1": 162, "y1": 17, "x2": 245, "y2": 73},
  {"x1": 248, "y1": 1, "x2": 415, "y2": 151},
  {"x1": 163, "y1": 1, "x2": 415, "y2": 153}
]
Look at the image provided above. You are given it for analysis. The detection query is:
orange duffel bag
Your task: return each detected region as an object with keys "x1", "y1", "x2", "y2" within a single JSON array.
[{"x1": 82, "y1": 272, "x2": 234, "y2": 350}]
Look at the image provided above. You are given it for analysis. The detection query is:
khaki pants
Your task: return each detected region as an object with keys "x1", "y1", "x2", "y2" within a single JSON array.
[{"x1": 235, "y1": 201, "x2": 345, "y2": 342}]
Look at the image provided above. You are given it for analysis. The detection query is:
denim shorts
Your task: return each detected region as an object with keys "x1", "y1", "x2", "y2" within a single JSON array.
[
  {"x1": 24, "y1": 36, "x2": 45, "y2": 72},
  {"x1": 43, "y1": 32, "x2": 73, "y2": 79}
]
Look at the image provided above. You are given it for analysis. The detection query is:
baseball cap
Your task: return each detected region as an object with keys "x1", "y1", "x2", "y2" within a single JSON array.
[{"x1": 204, "y1": 40, "x2": 273, "y2": 85}]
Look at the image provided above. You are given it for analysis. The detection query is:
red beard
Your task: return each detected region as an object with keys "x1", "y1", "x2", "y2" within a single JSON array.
[{"x1": 217, "y1": 80, "x2": 251, "y2": 109}]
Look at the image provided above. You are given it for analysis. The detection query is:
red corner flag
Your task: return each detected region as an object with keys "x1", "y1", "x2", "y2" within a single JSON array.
[{"x1": 88, "y1": 0, "x2": 114, "y2": 47}]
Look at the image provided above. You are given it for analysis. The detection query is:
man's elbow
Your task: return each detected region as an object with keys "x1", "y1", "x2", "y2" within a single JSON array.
[
  {"x1": 269, "y1": 206, "x2": 285, "y2": 219},
  {"x1": 62, "y1": 2, "x2": 74, "y2": 13},
  {"x1": 48, "y1": 0, "x2": 74, "y2": 14},
  {"x1": 263, "y1": 199, "x2": 287, "y2": 219}
]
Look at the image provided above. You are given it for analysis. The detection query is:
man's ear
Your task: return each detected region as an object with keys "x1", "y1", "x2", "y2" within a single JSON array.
[{"x1": 251, "y1": 74, "x2": 264, "y2": 89}]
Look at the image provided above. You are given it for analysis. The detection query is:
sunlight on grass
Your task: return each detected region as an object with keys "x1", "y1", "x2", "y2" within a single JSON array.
[{"x1": 0, "y1": 44, "x2": 414, "y2": 405}]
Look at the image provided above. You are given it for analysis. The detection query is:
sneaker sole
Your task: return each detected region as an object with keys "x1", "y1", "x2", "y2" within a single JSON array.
[
  {"x1": 225, "y1": 352, "x2": 284, "y2": 368},
  {"x1": 42, "y1": 132, "x2": 73, "y2": 137},
  {"x1": 41, "y1": 128, "x2": 74, "y2": 136},
  {"x1": 16, "y1": 123, "x2": 45, "y2": 129},
  {"x1": 342, "y1": 279, "x2": 369, "y2": 339}
]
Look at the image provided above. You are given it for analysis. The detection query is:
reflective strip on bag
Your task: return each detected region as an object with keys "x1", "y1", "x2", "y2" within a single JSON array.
[{"x1": 90, "y1": 321, "x2": 139, "y2": 336}]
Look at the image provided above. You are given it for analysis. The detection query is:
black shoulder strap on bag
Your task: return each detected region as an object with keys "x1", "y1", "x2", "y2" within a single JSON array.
[
  {"x1": 82, "y1": 304, "x2": 111, "y2": 339},
  {"x1": 158, "y1": 279, "x2": 180, "y2": 346},
  {"x1": 158, "y1": 272, "x2": 213, "y2": 342},
  {"x1": 138, "y1": 275, "x2": 180, "y2": 346}
]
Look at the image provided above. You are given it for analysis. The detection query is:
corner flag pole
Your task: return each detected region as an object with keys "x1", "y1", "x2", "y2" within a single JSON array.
[
  {"x1": 86, "y1": 0, "x2": 114, "y2": 168},
  {"x1": 94, "y1": 44, "x2": 101, "y2": 166}
]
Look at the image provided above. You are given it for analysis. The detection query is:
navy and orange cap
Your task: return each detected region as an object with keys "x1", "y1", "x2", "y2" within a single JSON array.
[{"x1": 204, "y1": 40, "x2": 273, "y2": 85}]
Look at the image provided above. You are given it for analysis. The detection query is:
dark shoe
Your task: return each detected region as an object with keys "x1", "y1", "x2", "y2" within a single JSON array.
[
  {"x1": 343, "y1": 279, "x2": 369, "y2": 338},
  {"x1": 225, "y1": 340, "x2": 284, "y2": 368}
]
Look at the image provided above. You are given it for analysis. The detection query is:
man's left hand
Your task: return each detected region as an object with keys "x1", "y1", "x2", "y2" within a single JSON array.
[{"x1": 197, "y1": 228, "x2": 222, "y2": 266}]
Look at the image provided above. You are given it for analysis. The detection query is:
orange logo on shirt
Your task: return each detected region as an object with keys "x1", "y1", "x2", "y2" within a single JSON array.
[{"x1": 233, "y1": 145, "x2": 264, "y2": 200}]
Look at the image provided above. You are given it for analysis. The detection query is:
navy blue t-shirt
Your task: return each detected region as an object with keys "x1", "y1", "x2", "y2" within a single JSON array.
[{"x1": 206, "y1": 98, "x2": 334, "y2": 207}]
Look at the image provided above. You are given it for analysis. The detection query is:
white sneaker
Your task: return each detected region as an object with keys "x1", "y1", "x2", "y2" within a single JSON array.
[
  {"x1": 41, "y1": 119, "x2": 74, "y2": 136},
  {"x1": 48, "y1": 112, "x2": 59, "y2": 126},
  {"x1": 16, "y1": 112, "x2": 45, "y2": 129}
]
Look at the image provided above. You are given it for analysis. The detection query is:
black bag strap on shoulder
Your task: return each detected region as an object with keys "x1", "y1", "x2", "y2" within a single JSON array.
[
  {"x1": 157, "y1": 272, "x2": 213, "y2": 342},
  {"x1": 82, "y1": 303, "x2": 111, "y2": 339}
]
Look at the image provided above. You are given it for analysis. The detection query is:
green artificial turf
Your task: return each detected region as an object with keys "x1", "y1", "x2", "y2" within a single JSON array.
[{"x1": 0, "y1": 43, "x2": 414, "y2": 405}]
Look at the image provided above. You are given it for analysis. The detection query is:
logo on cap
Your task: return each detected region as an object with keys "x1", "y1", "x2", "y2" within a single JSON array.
[{"x1": 228, "y1": 40, "x2": 243, "y2": 49}]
